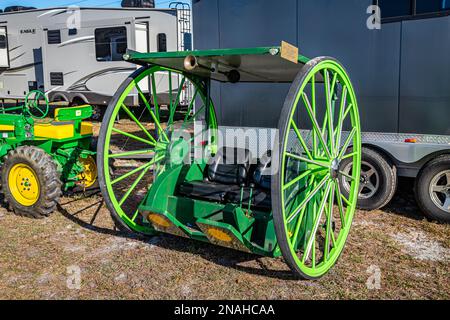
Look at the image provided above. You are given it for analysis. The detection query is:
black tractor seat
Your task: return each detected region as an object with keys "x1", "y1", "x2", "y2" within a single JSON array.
[
  {"x1": 179, "y1": 180, "x2": 241, "y2": 203},
  {"x1": 178, "y1": 148, "x2": 273, "y2": 211}
]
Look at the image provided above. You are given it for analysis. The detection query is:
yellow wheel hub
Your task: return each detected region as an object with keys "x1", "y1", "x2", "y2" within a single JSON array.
[
  {"x1": 8, "y1": 164, "x2": 40, "y2": 206},
  {"x1": 78, "y1": 156, "x2": 98, "y2": 188}
]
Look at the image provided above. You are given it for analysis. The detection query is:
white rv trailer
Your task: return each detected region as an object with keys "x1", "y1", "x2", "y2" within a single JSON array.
[{"x1": 0, "y1": 7, "x2": 185, "y2": 110}]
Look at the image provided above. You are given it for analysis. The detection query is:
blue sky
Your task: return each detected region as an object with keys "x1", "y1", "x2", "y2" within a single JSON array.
[{"x1": 2, "y1": 0, "x2": 190, "y2": 9}]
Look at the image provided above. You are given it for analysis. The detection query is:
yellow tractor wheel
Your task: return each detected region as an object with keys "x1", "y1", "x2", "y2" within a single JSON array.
[
  {"x1": 8, "y1": 163, "x2": 41, "y2": 206},
  {"x1": 78, "y1": 155, "x2": 98, "y2": 188},
  {"x1": 1, "y1": 146, "x2": 62, "y2": 218}
]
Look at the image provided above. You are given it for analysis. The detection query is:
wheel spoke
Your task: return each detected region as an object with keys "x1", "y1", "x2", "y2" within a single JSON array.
[
  {"x1": 118, "y1": 163, "x2": 153, "y2": 206},
  {"x1": 311, "y1": 76, "x2": 318, "y2": 156},
  {"x1": 135, "y1": 82, "x2": 170, "y2": 142},
  {"x1": 341, "y1": 151, "x2": 357, "y2": 160},
  {"x1": 290, "y1": 120, "x2": 313, "y2": 160},
  {"x1": 366, "y1": 182, "x2": 377, "y2": 192},
  {"x1": 364, "y1": 168, "x2": 376, "y2": 178},
  {"x1": 287, "y1": 175, "x2": 329, "y2": 223},
  {"x1": 330, "y1": 72, "x2": 338, "y2": 98},
  {"x1": 338, "y1": 127, "x2": 356, "y2": 160},
  {"x1": 340, "y1": 193, "x2": 351, "y2": 206},
  {"x1": 358, "y1": 183, "x2": 365, "y2": 193},
  {"x1": 302, "y1": 181, "x2": 332, "y2": 263},
  {"x1": 432, "y1": 185, "x2": 446, "y2": 193},
  {"x1": 150, "y1": 73, "x2": 160, "y2": 121},
  {"x1": 283, "y1": 170, "x2": 312, "y2": 191},
  {"x1": 286, "y1": 152, "x2": 329, "y2": 169},
  {"x1": 108, "y1": 149, "x2": 155, "y2": 159},
  {"x1": 324, "y1": 182, "x2": 336, "y2": 261},
  {"x1": 335, "y1": 181, "x2": 346, "y2": 228},
  {"x1": 168, "y1": 77, "x2": 186, "y2": 126},
  {"x1": 334, "y1": 86, "x2": 348, "y2": 151},
  {"x1": 112, "y1": 127, "x2": 156, "y2": 147},
  {"x1": 131, "y1": 209, "x2": 140, "y2": 222},
  {"x1": 35, "y1": 104, "x2": 45, "y2": 116},
  {"x1": 183, "y1": 104, "x2": 206, "y2": 131},
  {"x1": 339, "y1": 170, "x2": 355, "y2": 181},
  {"x1": 183, "y1": 87, "x2": 200, "y2": 124},
  {"x1": 121, "y1": 103, "x2": 157, "y2": 145},
  {"x1": 301, "y1": 92, "x2": 332, "y2": 159},
  {"x1": 111, "y1": 155, "x2": 163, "y2": 186},
  {"x1": 290, "y1": 205, "x2": 308, "y2": 246},
  {"x1": 324, "y1": 70, "x2": 335, "y2": 156}
]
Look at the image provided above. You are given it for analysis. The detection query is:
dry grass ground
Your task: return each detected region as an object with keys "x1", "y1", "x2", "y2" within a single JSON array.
[
  {"x1": 0, "y1": 118, "x2": 448, "y2": 300},
  {"x1": 0, "y1": 177, "x2": 448, "y2": 300}
]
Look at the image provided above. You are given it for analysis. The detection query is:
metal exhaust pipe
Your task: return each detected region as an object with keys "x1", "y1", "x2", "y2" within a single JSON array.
[
  {"x1": 184, "y1": 55, "x2": 199, "y2": 71},
  {"x1": 183, "y1": 55, "x2": 241, "y2": 83}
]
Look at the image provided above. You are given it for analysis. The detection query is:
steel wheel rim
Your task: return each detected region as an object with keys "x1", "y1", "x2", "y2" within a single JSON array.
[
  {"x1": 429, "y1": 169, "x2": 450, "y2": 214},
  {"x1": 274, "y1": 58, "x2": 361, "y2": 278},
  {"x1": 342, "y1": 160, "x2": 379, "y2": 199},
  {"x1": 99, "y1": 66, "x2": 217, "y2": 234}
]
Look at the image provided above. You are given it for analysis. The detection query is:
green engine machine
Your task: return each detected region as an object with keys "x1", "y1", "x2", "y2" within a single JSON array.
[
  {"x1": 0, "y1": 91, "x2": 97, "y2": 218},
  {"x1": 97, "y1": 43, "x2": 362, "y2": 279}
]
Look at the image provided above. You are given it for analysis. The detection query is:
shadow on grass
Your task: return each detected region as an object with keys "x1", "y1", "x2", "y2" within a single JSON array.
[
  {"x1": 56, "y1": 192, "x2": 297, "y2": 281},
  {"x1": 383, "y1": 177, "x2": 424, "y2": 221}
]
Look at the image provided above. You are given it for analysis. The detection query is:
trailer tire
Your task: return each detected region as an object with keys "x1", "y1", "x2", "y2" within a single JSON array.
[
  {"x1": 415, "y1": 155, "x2": 450, "y2": 223},
  {"x1": 1, "y1": 146, "x2": 62, "y2": 218},
  {"x1": 339, "y1": 147, "x2": 397, "y2": 211}
]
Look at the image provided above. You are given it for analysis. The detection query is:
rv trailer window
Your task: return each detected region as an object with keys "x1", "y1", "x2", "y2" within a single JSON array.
[
  {"x1": 0, "y1": 27, "x2": 8, "y2": 68},
  {"x1": 157, "y1": 33, "x2": 167, "y2": 52},
  {"x1": 0, "y1": 35, "x2": 6, "y2": 49},
  {"x1": 95, "y1": 27, "x2": 128, "y2": 62}
]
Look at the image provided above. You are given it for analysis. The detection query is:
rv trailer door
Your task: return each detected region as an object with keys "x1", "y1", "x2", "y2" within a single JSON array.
[{"x1": 0, "y1": 27, "x2": 9, "y2": 68}]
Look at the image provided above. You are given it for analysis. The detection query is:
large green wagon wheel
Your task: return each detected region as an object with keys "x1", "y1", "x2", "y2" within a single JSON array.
[
  {"x1": 273, "y1": 57, "x2": 361, "y2": 279},
  {"x1": 97, "y1": 66, "x2": 217, "y2": 235}
]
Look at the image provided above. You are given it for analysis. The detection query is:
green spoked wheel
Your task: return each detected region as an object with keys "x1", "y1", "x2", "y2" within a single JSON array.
[
  {"x1": 273, "y1": 57, "x2": 361, "y2": 279},
  {"x1": 97, "y1": 66, "x2": 217, "y2": 235}
]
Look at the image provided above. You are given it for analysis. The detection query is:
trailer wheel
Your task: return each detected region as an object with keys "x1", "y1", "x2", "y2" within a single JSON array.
[
  {"x1": 415, "y1": 155, "x2": 450, "y2": 223},
  {"x1": 1, "y1": 146, "x2": 62, "y2": 218},
  {"x1": 339, "y1": 147, "x2": 397, "y2": 211}
]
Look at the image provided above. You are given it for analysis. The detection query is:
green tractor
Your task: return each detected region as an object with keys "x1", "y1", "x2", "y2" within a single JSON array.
[
  {"x1": 0, "y1": 91, "x2": 97, "y2": 218},
  {"x1": 97, "y1": 43, "x2": 362, "y2": 279}
]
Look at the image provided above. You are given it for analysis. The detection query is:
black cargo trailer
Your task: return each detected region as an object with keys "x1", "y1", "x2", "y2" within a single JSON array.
[{"x1": 192, "y1": 0, "x2": 450, "y2": 222}]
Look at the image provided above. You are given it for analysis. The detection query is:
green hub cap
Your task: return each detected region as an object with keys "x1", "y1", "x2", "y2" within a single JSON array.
[
  {"x1": 273, "y1": 57, "x2": 361, "y2": 279},
  {"x1": 97, "y1": 65, "x2": 217, "y2": 235}
]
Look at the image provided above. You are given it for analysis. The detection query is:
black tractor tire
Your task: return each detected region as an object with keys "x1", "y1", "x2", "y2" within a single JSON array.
[{"x1": 1, "y1": 146, "x2": 62, "y2": 218}]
